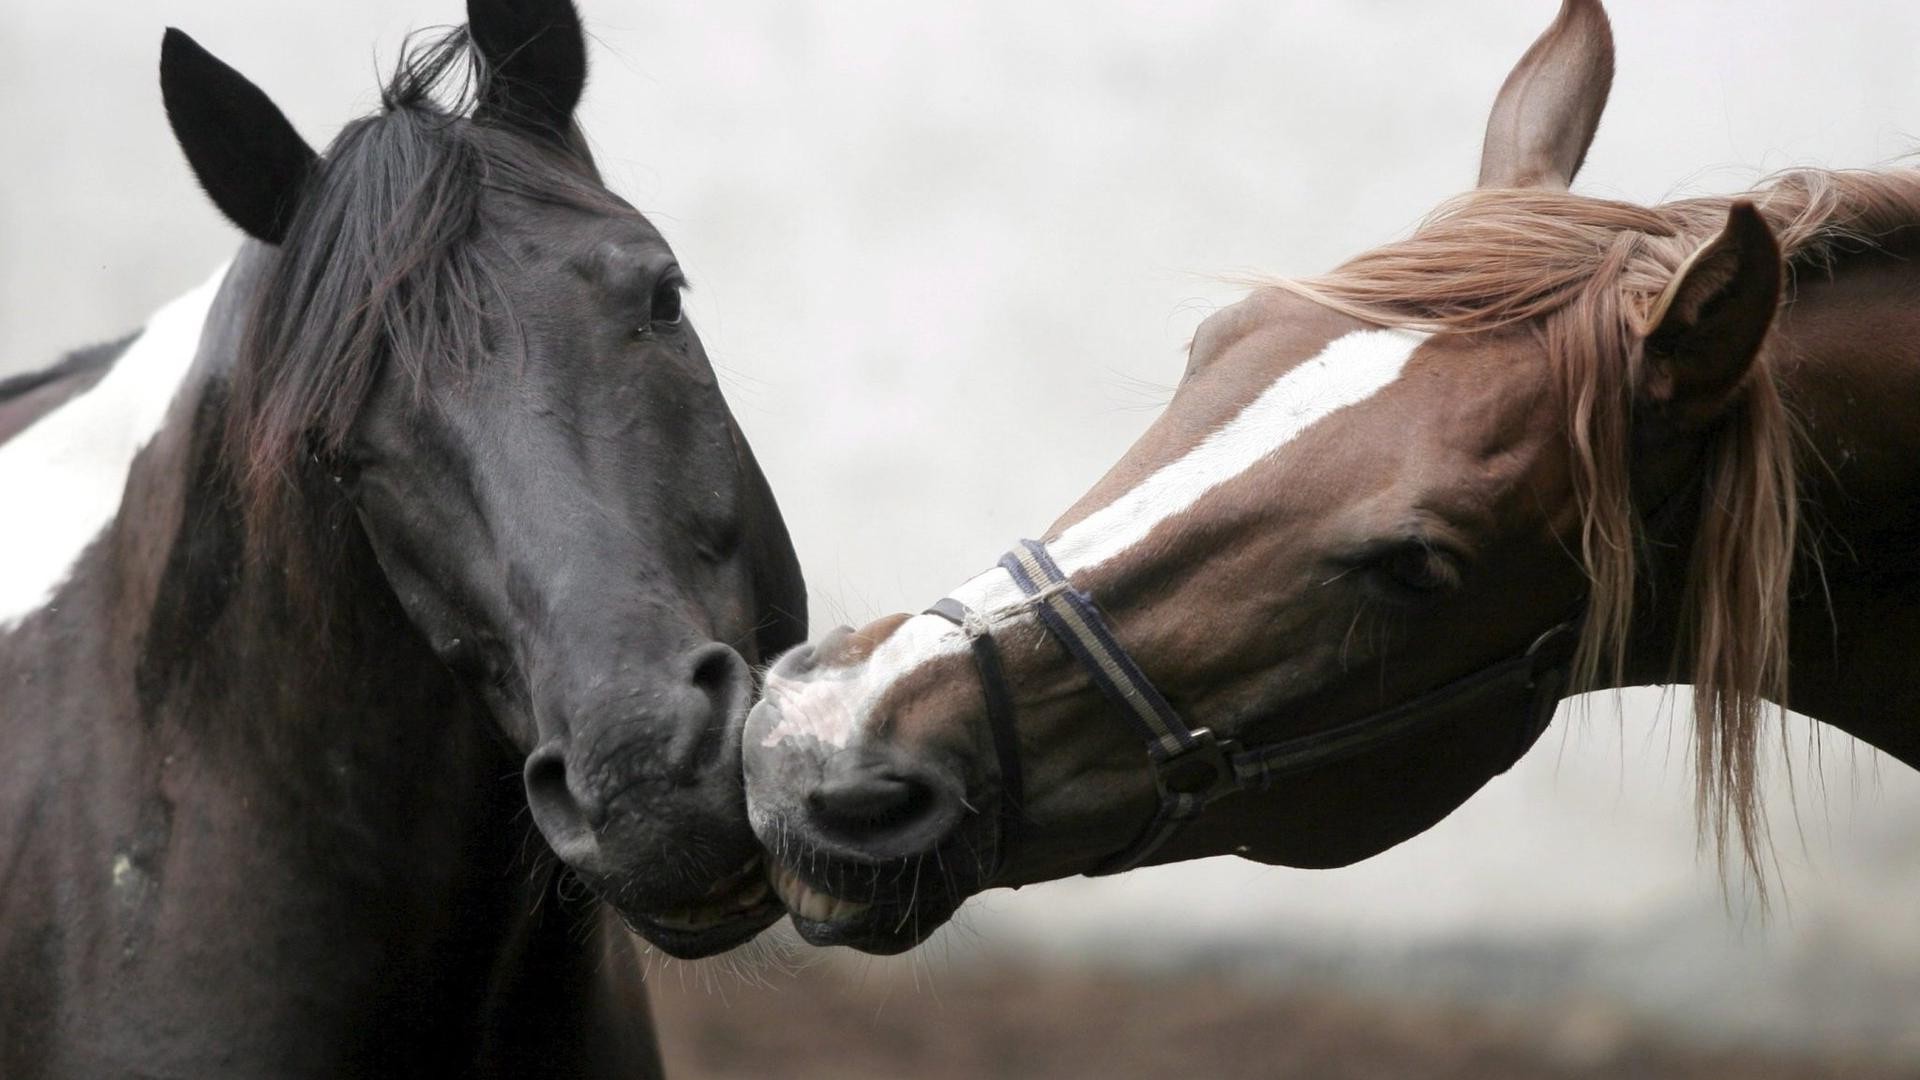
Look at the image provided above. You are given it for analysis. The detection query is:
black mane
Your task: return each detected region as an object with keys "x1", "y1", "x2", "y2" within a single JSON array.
[{"x1": 228, "y1": 26, "x2": 625, "y2": 530}]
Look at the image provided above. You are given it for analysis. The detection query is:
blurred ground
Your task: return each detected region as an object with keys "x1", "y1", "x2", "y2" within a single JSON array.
[{"x1": 649, "y1": 957, "x2": 1913, "y2": 1080}]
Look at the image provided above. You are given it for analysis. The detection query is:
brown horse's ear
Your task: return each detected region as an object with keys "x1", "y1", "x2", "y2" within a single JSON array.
[
  {"x1": 1638, "y1": 201, "x2": 1783, "y2": 427},
  {"x1": 1477, "y1": 0, "x2": 1614, "y2": 190}
]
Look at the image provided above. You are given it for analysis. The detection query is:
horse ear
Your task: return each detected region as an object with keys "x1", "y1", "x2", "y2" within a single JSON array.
[
  {"x1": 1477, "y1": 0, "x2": 1614, "y2": 190},
  {"x1": 160, "y1": 29, "x2": 317, "y2": 245},
  {"x1": 1638, "y1": 201, "x2": 1783, "y2": 427},
  {"x1": 468, "y1": 0, "x2": 588, "y2": 138}
]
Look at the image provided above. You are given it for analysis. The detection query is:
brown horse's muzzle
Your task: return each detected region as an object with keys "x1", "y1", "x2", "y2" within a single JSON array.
[{"x1": 742, "y1": 640, "x2": 994, "y2": 953}]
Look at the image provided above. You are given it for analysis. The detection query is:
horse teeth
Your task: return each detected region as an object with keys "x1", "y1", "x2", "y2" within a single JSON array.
[
  {"x1": 731, "y1": 876, "x2": 770, "y2": 910},
  {"x1": 767, "y1": 861, "x2": 869, "y2": 924},
  {"x1": 769, "y1": 864, "x2": 805, "y2": 910},
  {"x1": 703, "y1": 855, "x2": 763, "y2": 898},
  {"x1": 827, "y1": 896, "x2": 869, "y2": 921},
  {"x1": 652, "y1": 903, "x2": 727, "y2": 931}
]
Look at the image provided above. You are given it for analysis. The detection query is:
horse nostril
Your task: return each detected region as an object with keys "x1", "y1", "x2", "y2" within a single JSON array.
[
  {"x1": 663, "y1": 643, "x2": 751, "y2": 781},
  {"x1": 524, "y1": 745, "x2": 605, "y2": 856},
  {"x1": 689, "y1": 642, "x2": 746, "y2": 704},
  {"x1": 805, "y1": 752, "x2": 958, "y2": 855},
  {"x1": 809, "y1": 772, "x2": 930, "y2": 830}
]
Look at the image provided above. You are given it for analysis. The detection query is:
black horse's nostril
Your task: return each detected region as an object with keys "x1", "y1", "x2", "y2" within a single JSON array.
[
  {"x1": 805, "y1": 751, "x2": 960, "y2": 856},
  {"x1": 524, "y1": 745, "x2": 605, "y2": 864},
  {"x1": 689, "y1": 642, "x2": 746, "y2": 702},
  {"x1": 663, "y1": 643, "x2": 751, "y2": 781}
]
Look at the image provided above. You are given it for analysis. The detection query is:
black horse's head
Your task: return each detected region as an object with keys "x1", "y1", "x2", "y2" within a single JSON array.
[{"x1": 159, "y1": 0, "x2": 805, "y2": 957}]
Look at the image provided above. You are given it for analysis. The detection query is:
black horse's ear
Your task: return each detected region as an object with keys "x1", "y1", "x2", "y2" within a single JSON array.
[
  {"x1": 468, "y1": 0, "x2": 588, "y2": 139},
  {"x1": 160, "y1": 29, "x2": 317, "y2": 245},
  {"x1": 1638, "y1": 201, "x2": 1783, "y2": 429}
]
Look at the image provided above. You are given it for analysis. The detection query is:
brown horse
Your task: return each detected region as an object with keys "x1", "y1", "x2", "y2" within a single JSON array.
[{"x1": 740, "y1": 0, "x2": 1920, "y2": 954}]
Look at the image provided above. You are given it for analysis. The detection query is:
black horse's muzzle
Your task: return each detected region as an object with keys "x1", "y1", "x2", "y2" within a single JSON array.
[{"x1": 522, "y1": 640, "x2": 786, "y2": 957}]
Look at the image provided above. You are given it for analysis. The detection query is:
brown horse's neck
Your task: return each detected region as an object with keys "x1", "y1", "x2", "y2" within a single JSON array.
[{"x1": 1629, "y1": 249, "x2": 1920, "y2": 768}]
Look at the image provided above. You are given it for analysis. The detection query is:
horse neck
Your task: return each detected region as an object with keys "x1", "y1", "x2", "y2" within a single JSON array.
[
  {"x1": 112, "y1": 247, "x2": 582, "y2": 1035},
  {"x1": 1632, "y1": 249, "x2": 1920, "y2": 767}
]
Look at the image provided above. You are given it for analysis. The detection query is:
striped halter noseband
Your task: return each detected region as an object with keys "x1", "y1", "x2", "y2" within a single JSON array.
[{"x1": 929, "y1": 539, "x2": 1577, "y2": 877}]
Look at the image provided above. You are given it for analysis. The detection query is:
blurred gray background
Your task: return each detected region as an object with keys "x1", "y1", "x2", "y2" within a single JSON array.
[{"x1": 5, "y1": 0, "x2": 1917, "y2": 1070}]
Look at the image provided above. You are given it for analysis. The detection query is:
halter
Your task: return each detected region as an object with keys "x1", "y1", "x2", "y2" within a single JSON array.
[{"x1": 928, "y1": 539, "x2": 1578, "y2": 877}]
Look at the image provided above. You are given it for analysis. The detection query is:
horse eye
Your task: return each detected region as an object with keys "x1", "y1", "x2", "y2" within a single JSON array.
[
  {"x1": 1377, "y1": 544, "x2": 1460, "y2": 595},
  {"x1": 648, "y1": 278, "x2": 684, "y2": 327}
]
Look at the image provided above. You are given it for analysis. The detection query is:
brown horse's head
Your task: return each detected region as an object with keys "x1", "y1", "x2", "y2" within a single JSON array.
[{"x1": 742, "y1": 0, "x2": 1841, "y2": 953}]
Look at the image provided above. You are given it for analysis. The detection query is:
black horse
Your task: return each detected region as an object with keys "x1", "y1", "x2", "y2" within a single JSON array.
[{"x1": 0, "y1": 0, "x2": 805, "y2": 1074}]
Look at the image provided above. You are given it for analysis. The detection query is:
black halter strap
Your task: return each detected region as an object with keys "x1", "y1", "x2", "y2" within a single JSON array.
[
  {"x1": 934, "y1": 538, "x2": 1580, "y2": 877},
  {"x1": 924, "y1": 596, "x2": 1025, "y2": 877},
  {"x1": 997, "y1": 541, "x2": 1228, "y2": 873}
]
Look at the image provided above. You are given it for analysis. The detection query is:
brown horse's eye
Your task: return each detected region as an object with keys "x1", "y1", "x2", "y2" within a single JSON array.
[{"x1": 1378, "y1": 543, "x2": 1461, "y2": 596}]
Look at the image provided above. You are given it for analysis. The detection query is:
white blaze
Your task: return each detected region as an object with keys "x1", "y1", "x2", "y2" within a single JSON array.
[
  {"x1": 1042, "y1": 328, "x2": 1429, "y2": 575},
  {"x1": 760, "y1": 327, "x2": 1429, "y2": 747},
  {"x1": 0, "y1": 263, "x2": 230, "y2": 633}
]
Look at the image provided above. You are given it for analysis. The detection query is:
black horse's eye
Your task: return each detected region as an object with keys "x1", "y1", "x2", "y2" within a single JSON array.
[
  {"x1": 647, "y1": 276, "x2": 684, "y2": 327},
  {"x1": 1376, "y1": 543, "x2": 1462, "y2": 596}
]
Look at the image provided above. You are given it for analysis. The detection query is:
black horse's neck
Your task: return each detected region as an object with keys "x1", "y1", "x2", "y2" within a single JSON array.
[
  {"x1": 11, "y1": 250, "x2": 659, "y2": 1077},
  {"x1": 1624, "y1": 249, "x2": 1920, "y2": 771}
]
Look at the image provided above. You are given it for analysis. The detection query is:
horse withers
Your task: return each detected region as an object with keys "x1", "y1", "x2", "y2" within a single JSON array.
[
  {"x1": 741, "y1": 0, "x2": 1920, "y2": 955},
  {"x1": 0, "y1": 0, "x2": 804, "y2": 1074}
]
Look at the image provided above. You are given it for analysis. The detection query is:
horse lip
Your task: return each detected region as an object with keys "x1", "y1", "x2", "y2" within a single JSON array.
[
  {"x1": 785, "y1": 897, "x2": 954, "y2": 955},
  {"x1": 702, "y1": 854, "x2": 768, "y2": 898},
  {"x1": 623, "y1": 893, "x2": 785, "y2": 959},
  {"x1": 766, "y1": 855, "x2": 960, "y2": 953},
  {"x1": 598, "y1": 854, "x2": 785, "y2": 957}
]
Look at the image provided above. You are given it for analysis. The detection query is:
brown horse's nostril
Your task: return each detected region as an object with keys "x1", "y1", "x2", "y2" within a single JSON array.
[
  {"x1": 805, "y1": 751, "x2": 960, "y2": 856},
  {"x1": 811, "y1": 772, "x2": 926, "y2": 827}
]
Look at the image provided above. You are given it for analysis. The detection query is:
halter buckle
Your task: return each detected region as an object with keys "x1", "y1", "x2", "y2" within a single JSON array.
[{"x1": 1150, "y1": 727, "x2": 1243, "y2": 806}]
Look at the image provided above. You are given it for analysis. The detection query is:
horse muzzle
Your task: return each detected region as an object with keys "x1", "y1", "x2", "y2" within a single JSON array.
[
  {"x1": 742, "y1": 689, "x2": 994, "y2": 953},
  {"x1": 521, "y1": 640, "x2": 786, "y2": 957}
]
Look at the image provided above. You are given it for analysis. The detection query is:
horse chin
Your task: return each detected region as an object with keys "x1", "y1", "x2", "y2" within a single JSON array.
[{"x1": 786, "y1": 905, "x2": 955, "y2": 955}]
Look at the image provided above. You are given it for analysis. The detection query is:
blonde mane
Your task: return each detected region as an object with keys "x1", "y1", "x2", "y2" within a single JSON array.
[{"x1": 1272, "y1": 168, "x2": 1920, "y2": 884}]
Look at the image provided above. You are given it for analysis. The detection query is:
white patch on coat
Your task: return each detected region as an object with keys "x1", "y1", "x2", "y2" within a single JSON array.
[
  {"x1": 758, "y1": 662, "x2": 877, "y2": 751},
  {"x1": 759, "y1": 328, "x2": 1429, "y2": 747},
  {"x1": 0, "y1": 263, "x2": 230, "y2": 633}
]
